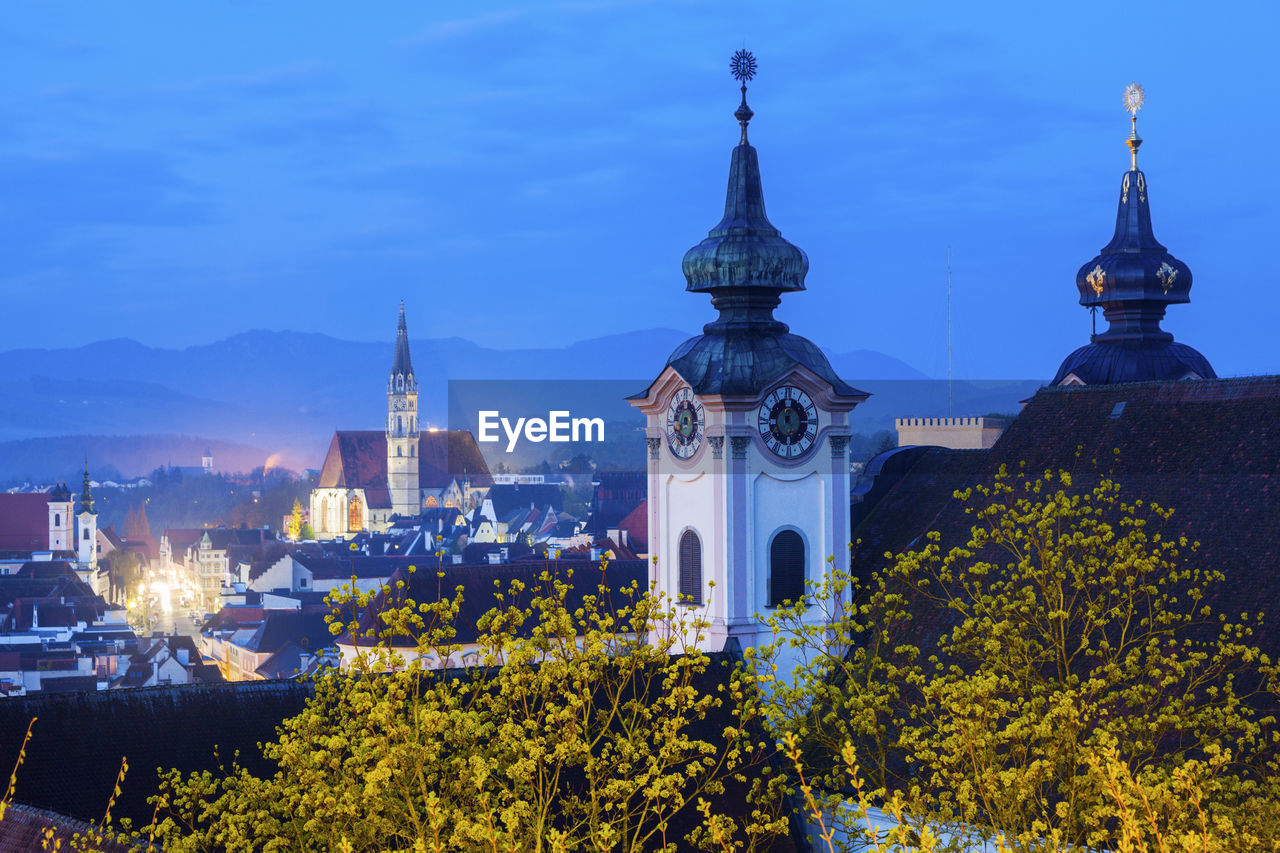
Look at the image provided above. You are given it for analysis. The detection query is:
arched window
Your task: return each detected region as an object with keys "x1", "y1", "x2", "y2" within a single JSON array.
[
  {"x1": 54, "y1": 513, "x2": 60, "y2": 526},
  {"x1": 768, "y1": 530, "x2": 806, "y2": 607},
  {"x1": 397, "y1": 416, "x2": 403, "y2": 433},
  {"x1": 426, "y1": 495, "x2": 438, "y2": 508},
  {"x1": 83, "y1": 528, "x2": 90, "y2": 541},
  {"x1": 348, "y1": 495, "x2": 363, "y2": 532},
  {"x1": 396, "y1": 376, "x2": 404, "y2": 391},
  {"x1": 320, "y1": 498, "x2": 329, "y2": 533},
  {"x1": 410, "y1": 444, "x2": 415, "y2": 457},
  {"x1": 678, "y1": 529, "x2": 702, "y2": 604},
  {"x1": 410, "y1": 416, "x2": 415, "y2": 432},
  {"x1": 397, "y1": 445, "x2": 403, "y2": 457}
]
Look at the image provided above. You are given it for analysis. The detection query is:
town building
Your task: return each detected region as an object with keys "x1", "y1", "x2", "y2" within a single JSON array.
[{"x1": 309, "y1": 303, "x2": 492, "y2": 536}]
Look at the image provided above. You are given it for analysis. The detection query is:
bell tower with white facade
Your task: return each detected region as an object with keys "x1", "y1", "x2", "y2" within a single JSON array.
[
  {"x1": 629, "y1": 53, "x2": 867, "y2": 666},
  {"x1": 48, "y1": 482, "x2": 73, "y2": 551},
  {"x1": 76, "y1": 463, "x2": 98, "y2": 572},
  {"x1": 387, "y1": 301, "x2": 421, "y2": 520}
]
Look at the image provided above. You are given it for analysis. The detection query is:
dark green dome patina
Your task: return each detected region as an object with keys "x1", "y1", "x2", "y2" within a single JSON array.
[
  {"x1": 642, "y1": 71, "x2": 862, "y2": 399},
  {"x1": 681, "y1": 143, "x2": 809, "y2": 294}
]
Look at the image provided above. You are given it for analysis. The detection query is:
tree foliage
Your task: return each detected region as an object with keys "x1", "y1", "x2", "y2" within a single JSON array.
[
  {"x1": 288, "y1": 499, "x2": 303, "y2": 540},
  {"x1": 143, "y1": 566, "x2": 791, "y2": 852},
  {"x1": 764, "y1": 467, "x2": 1280, "y2": 851}
]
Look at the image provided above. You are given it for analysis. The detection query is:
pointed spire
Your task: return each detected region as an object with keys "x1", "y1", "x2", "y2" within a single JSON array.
[
  {"x1": 80, "y1": 459, "x2": 94, "y2": 514},
  {"x1": 683, "y1": 50, "x2": 807, "y2": 301},
  {"x1": 391, "y1": 300, "x2": 414, "y2": 378}
]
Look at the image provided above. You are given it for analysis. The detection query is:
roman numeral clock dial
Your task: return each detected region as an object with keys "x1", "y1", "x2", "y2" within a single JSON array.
[
  {"x1": 665, "y1": 387, "x2": 704, "y2": 459},
  {"x1": 758, "y1": 386, "x2": 817, "y2": 458}
]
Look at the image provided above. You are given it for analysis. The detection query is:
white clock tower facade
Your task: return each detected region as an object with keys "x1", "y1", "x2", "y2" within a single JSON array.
[{"x1": 630, "y1": 57, "x2": 866, "y2": 670}]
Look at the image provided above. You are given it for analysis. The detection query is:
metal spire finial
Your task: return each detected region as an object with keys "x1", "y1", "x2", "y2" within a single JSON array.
[
  {"x1": 1123, "y1": 82, "x2": 1144, "y2": 170},
  {"x1": 730, "y1": 49, "x2": 756, "y2": 145}
]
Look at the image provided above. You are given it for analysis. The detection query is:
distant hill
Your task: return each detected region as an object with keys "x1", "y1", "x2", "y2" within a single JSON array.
[
  {"x1": 0, "y1": 329, "x2": 1042, "y2": 482},
  {"x1": 0, "y1": 435, "x2": 269, "y2": 485}
]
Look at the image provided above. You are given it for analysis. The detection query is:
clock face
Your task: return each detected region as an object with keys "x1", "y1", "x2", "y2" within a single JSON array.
[
  {"x1": 393, "y1": 398, "x2": 406, "y2": 410},
  {"x1": 665, "y1": 387, "x2": 704, "y2": 459},
  {"x1": 758, "y1": 386, "x2": 818, "y2": 459}
]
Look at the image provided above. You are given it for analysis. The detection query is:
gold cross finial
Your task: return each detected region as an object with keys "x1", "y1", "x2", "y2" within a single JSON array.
[{"x1": 1123, "y1": 82, "x2": 1144, "y2": 170}]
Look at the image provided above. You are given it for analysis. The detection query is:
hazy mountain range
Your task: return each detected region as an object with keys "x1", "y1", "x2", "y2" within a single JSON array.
[{"x1": 0, "y1": 329, "x2": 1044, "y2": 482}]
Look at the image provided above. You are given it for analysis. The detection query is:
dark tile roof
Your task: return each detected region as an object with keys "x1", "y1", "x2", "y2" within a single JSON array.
[
  {"x1": 99, "y1": 525, "x2": 126, "y2": 550},
  {"x1": 0, "y1": 802, "x2": 132, "y2": 853},
  {"x1": 162, "y1": 528, "x2": 205, "y2": 554},
  {"x1": 589, "y1": 472, "x2": 647, "y2": 535},
  {"x1": 344, "y1": 559, "x2": 649, "y2": 648},
  {"x1": 318, "y1": 431, "x2": 493, "y2": 510},
  {"x1": 0, "y1": 493, "x2": 50, "y2": 551},
  {"x1": 850, "y1": 376, "x2": 1280, "y2": 656},
  {"x1": 14, "y1": 560, "x2": 80, "y2": 580},
  {"x1": 293, "y1": 552, "x2": 417, "y2": 580},
  {"x1": 487, "y1": 484, "x2": 564, "y2": 517},
  {"x1": 241, "y1": 611, "x2": 334, "y2": 655},
  {"x1": 253, "y1": 641, "x2": 310, "y2": 679},
  {"x1": 204, "y1": 527, "x2": 272, "y2": 551},
  {"x1": 0, "y1": 681, "x2": 314, "y2": 827},
  {"x1": 0, "y1": 658, "x2": 801, "y2": 852}
]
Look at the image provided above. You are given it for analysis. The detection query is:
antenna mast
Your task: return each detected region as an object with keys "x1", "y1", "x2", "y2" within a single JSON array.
[{"x1": 946, "y1": 245, "x2": 953, "y2": 418}]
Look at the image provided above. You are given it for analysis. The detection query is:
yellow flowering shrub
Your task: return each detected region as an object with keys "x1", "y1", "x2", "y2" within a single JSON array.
[
  {"x1": 141, "y1": 564, "x2": 791, "y2": 852},
  {"x1": 764, "y1": 467, "x2": 1280, "y2": 851}
]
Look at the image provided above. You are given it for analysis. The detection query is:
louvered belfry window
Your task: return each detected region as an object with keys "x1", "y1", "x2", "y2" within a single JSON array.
[
  {"x1": 769, "y1": 530, "x2": 805, "y2": 607},
  {"x1": 678, "y1": 529, "x2": 702, "y2": 604}
]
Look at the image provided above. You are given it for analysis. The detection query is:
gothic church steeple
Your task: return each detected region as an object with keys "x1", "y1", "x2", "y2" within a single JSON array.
[{"x1": 386, "y1": 301, "x2": 421, "y2": 520}]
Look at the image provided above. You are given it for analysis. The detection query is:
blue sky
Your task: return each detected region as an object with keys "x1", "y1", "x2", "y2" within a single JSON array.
[{"x1": 3, "y1": 1, "x2": 1277, "y2": 379}]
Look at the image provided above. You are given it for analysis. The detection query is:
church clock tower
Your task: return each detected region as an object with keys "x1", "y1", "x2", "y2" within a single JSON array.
[
  {"x1": 76, "y1": 463, "x2": 98, "y2": 575},
  {"x1": 629, "y1": 53, "x2": 867, "y2": 666},
  {"x1": 386, "y1": 301, "x2": 421, "y2": 520}
]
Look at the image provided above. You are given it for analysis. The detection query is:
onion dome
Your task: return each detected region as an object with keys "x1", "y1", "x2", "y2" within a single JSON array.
[
  {"x1": 388, "y1": 300, "x2": 417, "y2": 392},
  {"x1": 48, "y1": 481, "x2": 71, "y2": 502},
  {"x1": 1053, "y1": 84, "x2": 1214, "y2": 386},
  {"x1": 680, "y1": 127, "x2": 809, "y2": 294},
  {"x1": 638, "y1": 52, "x2": 863, "y2": 399}
]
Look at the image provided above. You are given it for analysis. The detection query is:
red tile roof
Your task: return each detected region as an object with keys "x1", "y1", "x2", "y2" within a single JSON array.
[
  {"x1": 616, "y1": 500, "x2": 648, "y2": 551},
  {"x1": 317, "y1": 430, "x2": 492, "y2": 509},
  {"x1": 0, "y1": 493, "x2": 50, "y2": 550}
]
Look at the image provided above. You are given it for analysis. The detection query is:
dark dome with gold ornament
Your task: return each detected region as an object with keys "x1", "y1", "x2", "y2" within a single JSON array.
[{"x1": 1053, "y1": 84, "x2": 1215, "y2": 386}]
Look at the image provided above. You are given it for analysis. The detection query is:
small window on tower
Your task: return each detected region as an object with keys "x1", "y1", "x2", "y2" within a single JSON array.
[
  {"x1": 678, "y1": 529, "x2": 703, "y2": 605},
  {"x1": 83, "y1": 528, "x2": 90, "y2": 541},
  {"x1": 768, "y1": 530, "x2": 806, "y2": 607},
  {"x1": 54, "y1": 513, "x2": 60, "y2": 526}
]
